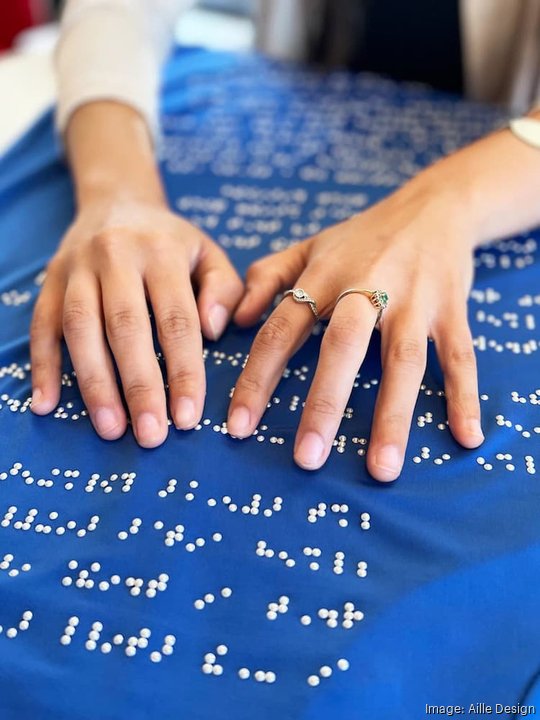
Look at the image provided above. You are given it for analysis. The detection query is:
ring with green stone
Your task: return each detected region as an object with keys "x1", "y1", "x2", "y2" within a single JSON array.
[{"x1": 334, "y1": 288, "x2": 389, "y2": 327}]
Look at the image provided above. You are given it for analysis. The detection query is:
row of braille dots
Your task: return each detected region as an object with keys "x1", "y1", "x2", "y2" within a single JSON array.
[
  {"x1": 413, "y1": 447, "x2": 451, "y2": 465},
  {"x1": 474, "y1": 336, "x2": 538, "y2": 354},
  {"x1": 307, "y1": 658, "x2": 350, "y2": 686},
  {"x1": 0, "y1": 554, "x2": 31, "y2": 576},
  {"x1": 61, "y1": 561, "x2": 170, "y2": 597},
  {"x1": 158, "y1": 478, "x2": 198, "y2": 499},
  {"x1": 307, "y1": 504, "x2": 371, "y2": 530},
  {"x1": 210, "y1": 419, "x2": 284, "y2": 445},
  {"x1": 0, "y1": 611, "x2": 33, "y2": 638},
  {"x1": 201, "y1": 645, "x2": 229, "y2": 676},
  {"x1": 194, "y1": 587, "x2": 233, "y2": 610},
  {"x1": 60, "y1": 619, "x2": 175, "y2": 661},
  {"x1": 312, "y1": 602, "x2": 365, "y2": 630},
  {"x1": 496, "y1": 413, "x2": 539, "y2": 438},
  {"x1": 0, "y1": 396, "x2": 32, "y2": 413},
  {"x1": 2, "y1": 507, "x2": 100, "y2": 536},
  {"x1": 0, "y1": 462, "x2": 55, "y2": 487},
  {"x1": 476, "y1": 454, "x2": 535, "y2": 474},
  {"x1": 511, "y1": 389, "x2": 540, "y2": 405},
  {"x1": 475, "y1": 310, "x2": 526, "y2": 329},
  {"x1": 256, "y1": 540, "x2": 296, "y2": 568},
  {"x1": 118, "y1": 517, "x2": 143, "y2": 540},
  {"x1": 53, "y1": 402, "x2": 88, "y2": 421},
  {"x1": 474, "y1": 250, "x2": 534, "y2": 270},
  {"x1": 0, "y1": 363, "x2": 29, "y2": 381},
  {"x1": 154, "y1": 520, "x2": 223, "y2": 550},
  {"x1": 237, "y1": 667, "x2": 276, "y2": 683},
  {"x1": 217, "y1": 493, "x2": 283, "y2": 516},
  {"x1": 209, "y1": 350, "x2": 244, "y2": 368},
  {"x1": 416, "y1": 411, "x2": 447, "y2": 430},
  {"x1": 266, "y1": 595, "x2": 290, "y2": 620},
  {"x1": 85, "y1": 472, "x2": 136, "y2": 494}
]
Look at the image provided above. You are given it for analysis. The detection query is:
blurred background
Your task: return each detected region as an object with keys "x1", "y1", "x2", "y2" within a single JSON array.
[{"x1": 0, "y1": 0, "x2": 259, "y2": 155}]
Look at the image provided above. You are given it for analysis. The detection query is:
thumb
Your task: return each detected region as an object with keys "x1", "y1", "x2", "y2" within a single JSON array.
[
  {"x1": 234, "y1": 241, "x2": 309, "y2": 327},
  {"x1": 194, "y1": 239, "x2": 245, "y2": 341}
]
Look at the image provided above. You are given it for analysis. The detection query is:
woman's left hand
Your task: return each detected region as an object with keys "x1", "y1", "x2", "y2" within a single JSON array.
[{"x1": 226, "y1": 178, "x2": 486, "y2": 482}]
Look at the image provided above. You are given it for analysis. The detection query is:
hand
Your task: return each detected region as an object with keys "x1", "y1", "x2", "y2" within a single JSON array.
[
  {"x1": 227, "y1": 181, "x2": 485, "y2": 482},
  {"x1": 30, "y1": 199, "x2": 243, "y2": 447}
]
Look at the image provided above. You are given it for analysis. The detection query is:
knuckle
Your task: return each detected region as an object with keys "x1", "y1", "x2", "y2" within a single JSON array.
[
  {"x1": 324, "y1": 316, "x2": 361, "y2": 350},
  {"x1": 92, "y1": 229, "x2": 126, "y2": 256},
  {"x1": 158, "y1": 307, "x2": 194, "y2": 344},
  {"x1": 123, "y1": 380, "x2": 154, "y2": 405},
  {"x1": 256, "y1": 314, "x2": 293, "y2": 351},
  {"x1": 445, "y1": 345, "x2": 477, "y2": 369},
  {"x1": 167, "y1": 366, "x2": 201, "y2": 391},
  {"x1": 306, "y1": 395, "x2": 340, "y2": 418},
  {"x1": 387, "y1": 338, "x2": 425, "y2": 368},
  {"x1": 63, "y1": 302, "x2": 94, "y2": 338},
  {"x1": 234, "y1": 372, "x2": 264, "y2": 396},
  {"x1": 106, "y1": 306, "x2": 142, "y2": 342},
  {"x1": 78, "y1": 374, "x2": 108, "y2": 400}
]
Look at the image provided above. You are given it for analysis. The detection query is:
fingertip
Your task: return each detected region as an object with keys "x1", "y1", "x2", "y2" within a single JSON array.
[{"x1": 30, "y1": 387, "x2": 59, "y2": 415}]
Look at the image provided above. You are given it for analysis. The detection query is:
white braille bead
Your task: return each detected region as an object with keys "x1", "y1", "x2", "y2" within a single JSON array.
[
  {"x1": 205, "y1": 653, "x2": 216, "y2": 664},
  {"x1": 150, "y1": 651, "x2": 162, "y2": 663},
  {"x1": 164, "y1": 634, "x2": 176, "y2": 646},
  {"x1": 194, "y1": 599, "x2": 205, "y2": 610},
  {"x1": 204, "y1": 593, "x2": 215, "y2": 603},
  {"x1": 212, "y1": 664, "x2": 223, "y2": 676},
  {"x1": 162, "y1": 645, "x2": 173, "y2": 656},
  {"x1": 307, "y1": 675, "x2": 320, "y2": 687},
  {"x1": 60, "y1": 635, "x2": 71, "y2": 645},
  {"x1": 113, "y1": 634, "x2": 124, "y2": 645},
  {"x1": 254, "y1": 670, "x2": 265, "y2": 682},
  {"x1": 238, "y1": 668, "x2": 250, "y2": 680},
  {"x1": 62, "y1": 577, "x2": 73, "y2": 587},
  {"x1": 202, "y1": 663, "x2": 213, "y2": 674},
  {"x1": 300, "y1": 615, "x2": 311, "y2": 626},
  {"x1": 68, "y1": 560, "x2": 78, "y2": 570},
  {"x1": 101, "y1": 643, "x2": 112, "y2": 654},
  {"x1": 265, "y1": 671, "x2": 276, "y2": 683},
  {"x1": 221, "y1": 587, "x2": 232, "y2": 598},
  {"x1": 318, "y1": 608, "x2": 329, "y2": 619},
  {"x1": 125, "y1": 646, "x2": 136, "y2": 657},
  {"x1": 85, "y1": 640, "x2": 97, "y2": 651},
  {"x1": 216, "y1": 644, "x2": 228, "y2": 656},
  {"x1": 319, "y1": 666, "x2": 332, "y2": 678},
  {"x1": 337, "y1": 658, "x2": 350, "y2": 671},
  {"x1": 19, "y1": 621, "x2": 29, "y2": 631},
  {"x1": 266, "y1": 611, "x2": 278, "y2": 621},
  {"x1": 326, "y1": 618, "x2": 338, "y2": 629}
]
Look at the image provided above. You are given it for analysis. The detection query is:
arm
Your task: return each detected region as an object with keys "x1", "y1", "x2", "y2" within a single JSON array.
[{"x1": 30, "y1": 0, "x2": 244, "y2": 448}]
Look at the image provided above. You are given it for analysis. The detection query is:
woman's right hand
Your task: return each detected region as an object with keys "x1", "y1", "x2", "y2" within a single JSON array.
[{"x1": 30, "y1": 198, "x2": 244, "y2": 447}]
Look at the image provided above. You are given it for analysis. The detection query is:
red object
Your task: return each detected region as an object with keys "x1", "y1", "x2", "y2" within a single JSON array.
[{"x1": 0, "y1": 0, "x2": 50, "y2": 51}]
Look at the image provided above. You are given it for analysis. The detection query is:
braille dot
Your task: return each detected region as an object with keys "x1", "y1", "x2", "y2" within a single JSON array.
[
  {"x1": 319, "y1": 666, "x2": 332, "y2": 678},
  {"x1": 300, "y1": 615, "x2": 311, "y2": 626},
  {"x1": 337, "y1": 658, "x2": 350, "y2": 671},
  {"x1": 221, "y1": 587, "x2": 232, "y2": 598},
  {"x1": 307, "y1": 675, "x2": 320, "y2": 687},
  {"x1": 150, "y1": 651, "x2": 162, "y2": 663},
  {"x1": 238, "y1": 668, "x2": 250, "y2": 680},
  {"x1": 212, "y1": 664, "x2": 223, "y2": 676}
]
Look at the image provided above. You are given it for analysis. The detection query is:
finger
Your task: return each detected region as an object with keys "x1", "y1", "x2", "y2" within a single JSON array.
[
  {"x1": 233, "y1": 241, "x2": 308, "y2": 327},
  {"x1": 366, "y1": 312, "x2": 428, "y2": 482},
  {"x1": 193, "y1": 238, "x2": 244, "y2": 341},
  {"x1": 145, "y1": 260, "x2": 205, "y2": 430},
  {"x1": 294, "y1": 294, "x2": 375, "y2": 469},
  {"x1": 101, "y1": 267, "x2": 168, "y2": 448},
  {"x1": 30, "y1": 268, "x2": 64, "y2": 414},
  {"x1": 62, "y1": 273, "x2": 127, "y2": 440},
  {"x1": 431, "y1": 303, "x2": 484, "y2": 448},
  {"x1": 227, "y1": 271, "x2": 325, "y2": 439}
]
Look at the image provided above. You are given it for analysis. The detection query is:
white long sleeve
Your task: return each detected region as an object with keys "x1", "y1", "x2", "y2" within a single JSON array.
[{"x1": 54, "y1": 0, "x2": 195, "y2": 142}]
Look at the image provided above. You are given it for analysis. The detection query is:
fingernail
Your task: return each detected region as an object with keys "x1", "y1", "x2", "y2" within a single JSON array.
[
  {"x1": 467, "y1": 418, "x2": 484, "y2": 439},
  {"x1": 208, "y1": 304, "x2": 229, "y2": 341},
  {"x1": 228, "y1": 405, "x2": 251, "y2": 437},
  {"x1": 373, "y1": 444, "x2": 401, "y2": 478},
  {"x1": 174, "y1": 397, "x2": 196, "y2": 429},
  {"x1": 136, "y1": 412, "x2": 163, "y2": 446},
  {"x1": 295, "y1": 432, "x2": 325, "y2": 469},
  {"x1": 94, "y1": 407, "x2": 120, "y2": 438}
]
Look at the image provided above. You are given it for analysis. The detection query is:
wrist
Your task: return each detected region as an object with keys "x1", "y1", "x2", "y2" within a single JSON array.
[{"x1": 66, "y1": 101, "x2": 166, "y2": 209}]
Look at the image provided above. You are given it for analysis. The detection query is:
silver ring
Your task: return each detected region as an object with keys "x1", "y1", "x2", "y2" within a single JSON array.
[
  {"x1": 283, "y1": 287, "x2": 320, "y2": 321},
  {"x1": 334, "y1": 288, "x2": 389, "y2": 326}
]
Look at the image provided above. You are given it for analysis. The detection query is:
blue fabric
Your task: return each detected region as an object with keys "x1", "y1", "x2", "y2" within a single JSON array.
[{"x1": 1, "y1": 48, "x2": 539, "y2": 720}]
